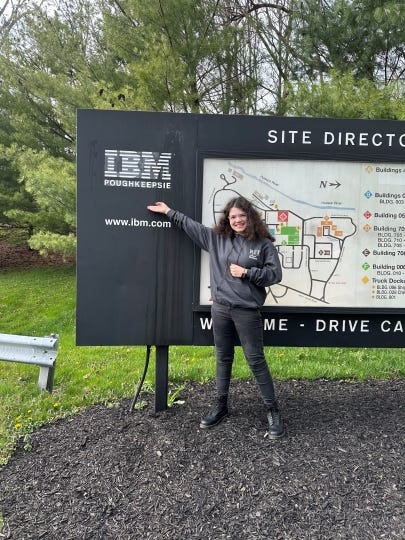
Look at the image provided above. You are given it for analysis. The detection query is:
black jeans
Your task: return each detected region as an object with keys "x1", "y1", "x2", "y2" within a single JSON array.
[{"x1": 211, "y1": 301, "x2": 276, "y2": 408}]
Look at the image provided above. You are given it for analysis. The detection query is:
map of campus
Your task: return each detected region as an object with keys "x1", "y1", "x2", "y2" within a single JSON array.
[{"x1": 199, "y1": 158, "x2": 405, "y2": 309}]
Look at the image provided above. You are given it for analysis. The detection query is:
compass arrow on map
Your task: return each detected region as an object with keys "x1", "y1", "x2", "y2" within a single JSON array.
[{"x1": 319, "y1": 180, "x2": 342, "y2": 189}]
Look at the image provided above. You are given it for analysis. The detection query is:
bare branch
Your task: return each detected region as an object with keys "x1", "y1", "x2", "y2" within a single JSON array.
[
  {"x1": 227, "y1": 1, "x2": 292, "y2": 23},
  {"x1": 111, "y1": 0, "x2": 138, "y2": 28}
]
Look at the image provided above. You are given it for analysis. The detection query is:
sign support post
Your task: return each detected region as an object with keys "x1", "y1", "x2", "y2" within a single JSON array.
[{"x1": 155, "y1": 346, "x2": 169, "y2": 412}]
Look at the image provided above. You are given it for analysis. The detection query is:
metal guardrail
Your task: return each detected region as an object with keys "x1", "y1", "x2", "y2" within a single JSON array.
[{"x1": 0, "y1": 333, "x2": 58, "y2": 391}]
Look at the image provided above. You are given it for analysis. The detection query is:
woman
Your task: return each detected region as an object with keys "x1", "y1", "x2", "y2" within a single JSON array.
[{"x1": 147, "y1": 197, "x2": 284, "y2": 438}]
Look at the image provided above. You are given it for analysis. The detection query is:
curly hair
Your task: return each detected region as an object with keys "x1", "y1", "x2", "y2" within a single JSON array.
[{"x1": 214, "y1": 197, "x2": 275, "y2": 242}]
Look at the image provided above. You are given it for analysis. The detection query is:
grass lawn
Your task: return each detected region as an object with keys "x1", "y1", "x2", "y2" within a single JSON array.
[{"x1": 0, "y1": 266, "x2": 404, "y2": 464}]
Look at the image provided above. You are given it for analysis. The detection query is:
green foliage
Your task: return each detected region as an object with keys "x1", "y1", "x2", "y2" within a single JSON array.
[
  {"x1": 167, "y1": 384, "x2": 186, "y2": 407},
  {"x1": 28, "y1": 232, "x2": 76, "y2": 257},
  {"x1": 0, "y1": 1, "x2": 100, "y2": 254},
  {"x1": 0, "y1": 0, "x2": 267, "y2": 254},
  {"x1": 15, "y1": 149, "x2": 76, "y2": 229},
  {"x1": 101, "y1": 0, "x2": 250, "y2": 113},
  {"x1": 0, "y1": 267, "x2": 404, "y2": 464},
  {"x1": 0, "y1": 157, "x2": 37, "y2": 234},
  {"x1": 287, "y1": 70, "x2": 405, "y2": 120},
  {"x1": 0, "y1": 0, "x2": 404, "y2": 256},
  {"x1": 0, "y1": 1, "x2": 104, "y2": 157},
  {"x1": 296, "y1": 0, "x2": 405, "y2": 83},
  {"x1": 0, "y1": 146, "x2": 76, "y2": 254}
]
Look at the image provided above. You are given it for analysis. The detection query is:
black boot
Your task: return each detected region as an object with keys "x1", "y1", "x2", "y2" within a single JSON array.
[
  {"x1": 267, "y1": 404, "x2": 285, "y2": 439},
  {"x1": 200, "y1": 397, "x2": 228, "y2": 429}
]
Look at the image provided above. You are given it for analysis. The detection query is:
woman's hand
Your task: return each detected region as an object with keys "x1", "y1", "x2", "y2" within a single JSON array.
[
  {"x1": 147, "y1": 202, "x2": 170, "y2": 214},
  {"x1": 230, "y1": 263, "x2": 247, "y2": 278}
]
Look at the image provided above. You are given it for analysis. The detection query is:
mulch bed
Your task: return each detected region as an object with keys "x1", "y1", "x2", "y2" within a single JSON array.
[
  {"x1": 0, "y1": 243, "x2": 74, "y2": 270},
  {"x1": 0, "y1": 378, "x2": 404, "y2": 540}
]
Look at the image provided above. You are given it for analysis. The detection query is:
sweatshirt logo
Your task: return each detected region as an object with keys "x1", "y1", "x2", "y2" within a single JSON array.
[{"x1": 249, "y1": 249, "x2": 261, "y2": 260}]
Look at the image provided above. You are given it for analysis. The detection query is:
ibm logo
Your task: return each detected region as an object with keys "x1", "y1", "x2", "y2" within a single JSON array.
[{"x1": 105, "y1": 150, "x2": 172, "y2": 180}]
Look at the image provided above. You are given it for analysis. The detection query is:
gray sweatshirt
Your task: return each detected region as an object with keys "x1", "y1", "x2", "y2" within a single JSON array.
[{"x1": 167, "y1": 209, "x2": 282, "y2": 308}]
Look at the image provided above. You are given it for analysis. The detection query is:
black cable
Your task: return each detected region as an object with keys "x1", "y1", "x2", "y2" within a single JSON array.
[{"x1": 129, "y1": 344, "x2": 152, "y2": 412}]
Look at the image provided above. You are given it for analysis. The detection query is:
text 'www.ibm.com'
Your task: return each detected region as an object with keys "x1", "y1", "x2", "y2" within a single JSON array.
[{"x1": 104, "y1": 217, "x2": 172, "y2": 228}]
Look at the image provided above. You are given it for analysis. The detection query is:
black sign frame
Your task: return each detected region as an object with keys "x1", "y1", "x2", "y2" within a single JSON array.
[{"x1": 77, "y1": 110, "x2": 405, "y2": 348}]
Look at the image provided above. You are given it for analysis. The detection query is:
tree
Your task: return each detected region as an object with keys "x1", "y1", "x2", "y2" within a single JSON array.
[
  {"x1": 285, "y1": 0, "x2": 405, "y2": 120},
  {"x1": 286, "y1": 69, "x2": 405, "y2": 119},
  {"x1": 0, "y1": 0, "x2": 36, "y2": 46},
  {"x1": 0, "y1": 0, "x2": 404, "y2": 256},
  {"x1": 99, "y1": 0, "x2": 262, "y2": 114},
  {"x1": 0, "y1": 154, "x2": 38, "y2": 242},
  {"x1": 294, "y1": 0, "x2": 405, "y2": 84},
  {"x1": 0, "y1": 0, "x2": 107, "y2": 158},
  {"x1": 0, "y1": 145, "x2": 76, "y2": 254},
  {"x1": 225, "y1": 0, "x2": 298, "y2": 115},
  {"x1": 0, "y1": 0, "x2": 106, "y2": 254}
]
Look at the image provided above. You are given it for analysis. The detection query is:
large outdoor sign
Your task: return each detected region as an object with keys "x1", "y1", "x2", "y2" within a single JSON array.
[{"x1": 77, "y1": 110, "x2": 405, "y2": 347}]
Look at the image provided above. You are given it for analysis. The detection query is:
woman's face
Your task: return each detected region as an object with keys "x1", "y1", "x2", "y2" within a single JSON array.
[{"x1": 228, "y1": 206, "x2": 248, "y2": 235}]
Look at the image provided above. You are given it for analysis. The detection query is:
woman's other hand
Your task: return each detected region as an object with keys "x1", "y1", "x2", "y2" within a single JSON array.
[{"x1": 230, "y1": 263, "x2": 247, "y2": 278}]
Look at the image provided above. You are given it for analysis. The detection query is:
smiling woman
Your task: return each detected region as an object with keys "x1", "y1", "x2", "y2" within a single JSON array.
[
  {"x1": 228, "y1": 208, "x2": 248, "y2": 234},
  {"x1": 147, "y1": 196, "x2": 285, "y2": 437}
]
